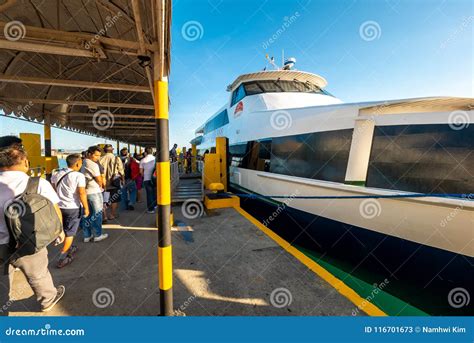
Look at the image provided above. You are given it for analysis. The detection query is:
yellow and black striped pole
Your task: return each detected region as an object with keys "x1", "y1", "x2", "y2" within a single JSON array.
[
  {"x1": 154, "y1": 53, "x2": 173, "y2": 316},
  {"x1": 44, "y1": 113, "x2": 52, "y2": 180}
]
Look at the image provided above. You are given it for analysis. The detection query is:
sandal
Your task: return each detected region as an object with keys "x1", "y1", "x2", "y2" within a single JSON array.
[
  {"x1": 68, "y1": 245, "x2": 78, "y2": 257},
  {"x1": 57, "y1": 256, "x2": 73, "y2": 269}
]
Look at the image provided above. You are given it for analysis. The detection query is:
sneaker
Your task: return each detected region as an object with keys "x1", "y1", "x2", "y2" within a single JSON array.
[
  {"x1": 41, "y1": 285, "x2": 65, "y2": 312},
  {"x1": 147, "y1": 210, "x2": 155, "y2": 214},
  {"x1": 94, "y1": 233, "x2": 109, "y2": 242},
  {"x1": 127, "y1": 205, "x2": 135, "y2": 211},
  {"x1": 84, "y1": 236, "x2": 93, "y2": 243}
]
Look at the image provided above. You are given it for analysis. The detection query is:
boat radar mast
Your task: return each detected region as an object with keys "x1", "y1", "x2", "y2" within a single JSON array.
[{"x1": 264, "y1": 54, "x2": 296, "y2": 71}]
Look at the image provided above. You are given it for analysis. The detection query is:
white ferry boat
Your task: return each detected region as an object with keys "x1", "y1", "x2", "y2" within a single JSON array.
[{"x1": 192, "y1": 58, "x2": 474, "y2": 315}]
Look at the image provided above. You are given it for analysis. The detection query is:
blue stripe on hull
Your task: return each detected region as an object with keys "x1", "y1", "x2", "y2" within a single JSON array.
[{"x1": 234, "y1": 187, "x2": 473, "y2": 316}]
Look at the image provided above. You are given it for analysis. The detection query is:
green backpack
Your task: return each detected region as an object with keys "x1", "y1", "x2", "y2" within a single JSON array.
[{"x1": 4, "y1": 177, "x2": 62, "y2": 258}]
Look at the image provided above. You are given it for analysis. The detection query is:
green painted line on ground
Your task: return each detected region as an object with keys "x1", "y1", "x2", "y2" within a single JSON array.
[{"x1": 296, "y1": 245, "x2": 428, "y2": 316}]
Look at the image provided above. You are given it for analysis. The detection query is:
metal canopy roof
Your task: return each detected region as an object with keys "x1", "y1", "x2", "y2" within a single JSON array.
[{"x1": 0, "y1": 0, "x2": 171, "y2": 146}]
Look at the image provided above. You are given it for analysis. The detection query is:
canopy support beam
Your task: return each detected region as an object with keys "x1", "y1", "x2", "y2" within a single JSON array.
[
  {"x1": 0, "y1": 74, "x2": 150, "y2": 93},
  {"x1": 0, "y1": 98, "x2": 154, "y2": 110},
  {"x1": 44, "y1": 113, "x2": 52, "y2": 180}
]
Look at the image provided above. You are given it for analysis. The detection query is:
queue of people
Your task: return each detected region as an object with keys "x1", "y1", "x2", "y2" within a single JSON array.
[
  {"x1": 0, "y1": 136, "x2": 65, "y2": 313},
  {"x1": 0, "y1": 136, "x2": 158, "y2": 314},
  {"x1": 173, "y1": 144, "x2": 196, "y2": 174}
]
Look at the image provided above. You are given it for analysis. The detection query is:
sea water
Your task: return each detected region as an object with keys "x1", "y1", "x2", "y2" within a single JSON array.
[{"x1": 58, "y1": 158, "x2": 67, "y2": 169}]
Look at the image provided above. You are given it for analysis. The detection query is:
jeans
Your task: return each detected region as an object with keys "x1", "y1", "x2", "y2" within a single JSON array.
[
  {"x1": 120, "y1": 179, "x2": 137, "y2": 210},
  {"x1": 0, "y1": 248, "x2": 57, "y2": 314},
  {"x1": 144, "y1": 180, "x2": 156, "y2": 211},
  {"x1": 82, "y1": 192, "x2": 103, "y2": 238}
]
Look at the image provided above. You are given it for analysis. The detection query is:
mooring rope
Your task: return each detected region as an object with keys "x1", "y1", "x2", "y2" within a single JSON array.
[{"x1": 228, "y1": 193, "x2": 474, "y2": 200}]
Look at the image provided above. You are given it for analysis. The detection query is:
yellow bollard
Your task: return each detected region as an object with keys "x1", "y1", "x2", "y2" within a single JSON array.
[{"x1": 191, "y1": 144, "x2": 197, "y2": 173}]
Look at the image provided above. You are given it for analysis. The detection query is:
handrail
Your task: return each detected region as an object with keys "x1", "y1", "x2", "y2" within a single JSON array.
[
  {"x1": 170, "y1": 161, "x2": 179, "y2": 191},
  {"x1": 198, "y1": 160, "x2": 204, "y2": 200}
]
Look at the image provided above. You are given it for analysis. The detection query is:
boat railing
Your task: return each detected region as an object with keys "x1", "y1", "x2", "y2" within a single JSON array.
[{"x1": 197, "y1": 160, "x2": 204, "y2": 173}]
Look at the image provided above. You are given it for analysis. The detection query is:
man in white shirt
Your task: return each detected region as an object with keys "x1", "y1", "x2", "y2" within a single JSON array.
[
  {"x1": 0, "y1": 143, "x2": 65, "y2": 313},
  {"x1": 51, "y1": 153, "x2": 90, "y2": 268},
  {"x1": 80, "y1": 146, "x2": 108, "y2": 243},
  {"x1": 139, "y1": 147, "x2": 156, "y2": 213}
]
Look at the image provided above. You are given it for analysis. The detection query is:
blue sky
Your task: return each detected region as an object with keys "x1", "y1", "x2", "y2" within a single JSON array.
[{"x1": 1, "y1": 0, "x2": 472, "y2": 149}]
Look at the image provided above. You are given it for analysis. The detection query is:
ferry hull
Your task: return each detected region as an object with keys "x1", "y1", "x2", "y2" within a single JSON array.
[{"x1": 230, "y1": 170, "x2": 473, "y2": 316}]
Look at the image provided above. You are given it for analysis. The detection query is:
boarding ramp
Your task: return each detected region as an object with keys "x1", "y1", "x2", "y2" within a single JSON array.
[{"x1": 171, "y1": 160, "x2": 204, "y2": 203}]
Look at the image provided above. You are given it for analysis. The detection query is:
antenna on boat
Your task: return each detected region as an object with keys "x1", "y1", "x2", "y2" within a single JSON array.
[{"x1": 265, "y1": 54, "x2": 280, "y2": 70}]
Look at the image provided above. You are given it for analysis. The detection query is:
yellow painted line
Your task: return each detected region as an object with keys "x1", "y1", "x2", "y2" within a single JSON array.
[
  {"x1": 234, "y1": 206, "x2": 387, "y2": 317},
  {"x1": 158, "y1": 246, "x2": 173, "y2": 290}
]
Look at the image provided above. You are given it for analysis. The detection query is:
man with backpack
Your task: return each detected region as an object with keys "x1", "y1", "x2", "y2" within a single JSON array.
[
  {"x1": 51, "y1": 153, "x2": 90, "y2": 268},
  {"x1": 99, "y1": 144, "x2": 124, "y2": 220},
  {"x1": 0, "y1": 144, "x2": 65, "y2": 313}
]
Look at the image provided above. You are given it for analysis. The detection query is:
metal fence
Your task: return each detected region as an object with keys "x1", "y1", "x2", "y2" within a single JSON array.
[
  {"x1": 198, "y1": 161, "x2": 204, "y2": 200},
  {"x1": 171, "y1": 161, "x2": 179, "y2": 191}
]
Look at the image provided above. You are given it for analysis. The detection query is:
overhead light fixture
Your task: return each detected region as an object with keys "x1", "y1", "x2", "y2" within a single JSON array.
[{"x1": 138, "y1": 55, "x2": 151, "y2": 67}]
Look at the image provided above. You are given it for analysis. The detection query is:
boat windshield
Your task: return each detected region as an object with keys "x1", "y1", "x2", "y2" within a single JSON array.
[{"x1": 231, "y1": 80, "x2": 333, "y2": 106}]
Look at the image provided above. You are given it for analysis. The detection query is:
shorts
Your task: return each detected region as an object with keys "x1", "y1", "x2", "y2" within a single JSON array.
[
  {"x1": 107, "y1": 188, "x2": 121, "y2": 204},
  {"x1": 61, "y1": 208, "x2": 82, "y2": 237},
  {"x1": 135, "y1": 176, "x2": 143, "y2": 190}
]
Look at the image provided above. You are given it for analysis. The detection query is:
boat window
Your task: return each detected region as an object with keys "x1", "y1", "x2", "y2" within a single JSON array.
[
  {"x1": 229, "y1": 143, "x2": 247, "y2": 168},
  {"x1": 243, "y1": 80, "x2": 330, "y2": 96},
  {"x1": 229, "y1": 140, "x2": 272, "y2": 171},
  {"x1": 243, "y1": 140, "x2": 272, "y2": 172},
  {"x1": 270, "y1": 130, "x2": 352, "y2": 182},
  {"x1": 231, "y1": 130, "x2": 351, "y2": 183},
  {"x1": 243, "y1": 82, "x2": 263, "y2": 95},
  {"x1": 231, "y1": 84, "x2": 247, "y2": 107},
  {"x1": 231, "y1": 80, "x2": 333, "y2": 106},
  {"x1": 204, "y1": 109, "x2": 229, "y2": 134},
  {"x1": 367, "y1": 124, "x2": 474, "y2": 194}
]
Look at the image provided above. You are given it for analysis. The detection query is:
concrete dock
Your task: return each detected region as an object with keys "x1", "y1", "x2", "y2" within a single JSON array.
[{"x1": 6, "y1": 200, "x2": 364, "y2": 316}]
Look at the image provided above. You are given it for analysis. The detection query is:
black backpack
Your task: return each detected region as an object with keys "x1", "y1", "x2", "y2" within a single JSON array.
[
  {"x1": 4, "y1": 177, "x2": 62, "y2": 258},
  {"x1": 123, "y1": 157, "x2": 132, "y2": 180}
]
